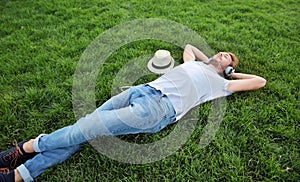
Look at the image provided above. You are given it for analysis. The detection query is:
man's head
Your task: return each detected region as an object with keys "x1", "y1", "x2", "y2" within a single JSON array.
[{"x1": 211, "y1": 52, "x2": 239, "y2": 70}]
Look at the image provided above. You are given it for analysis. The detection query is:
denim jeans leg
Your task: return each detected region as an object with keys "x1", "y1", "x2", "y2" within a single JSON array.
[
  {"x1": 17, "y1": 145, "x2": 80, "y2": 182},
  {"x1": 33, "y1": 122, "x2": 86, "y2": 152},
  {"x1": 33, "y1": 86, "x2": 135, "y2": 152},
  {"x1": 78, "y1": 85, "x2": 176, "y2": 140}
]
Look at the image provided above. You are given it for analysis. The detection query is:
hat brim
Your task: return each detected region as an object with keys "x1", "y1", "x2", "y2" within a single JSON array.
[{"x1": 147, "y1": 58, "x2": 175, "y2": 74}]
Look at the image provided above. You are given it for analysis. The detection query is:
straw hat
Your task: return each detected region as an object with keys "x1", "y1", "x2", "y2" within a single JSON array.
[{"x1": 147, "y1": 50, "x2": 174, "y2": 74}]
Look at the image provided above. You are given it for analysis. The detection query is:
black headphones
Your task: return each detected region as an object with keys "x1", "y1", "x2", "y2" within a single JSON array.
[{"x1": 224, "y1": 66, "x2": 235, "y2": 78}]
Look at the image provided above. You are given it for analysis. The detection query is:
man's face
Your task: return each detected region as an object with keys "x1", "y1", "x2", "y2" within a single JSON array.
[{"x1": 212, "y1": 52, "x2": 233, "y2": 69}]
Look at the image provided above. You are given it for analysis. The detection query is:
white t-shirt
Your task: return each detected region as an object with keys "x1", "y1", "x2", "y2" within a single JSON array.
[{"x1": 148, "y1": 61, "x2": 233, "y2": 120}]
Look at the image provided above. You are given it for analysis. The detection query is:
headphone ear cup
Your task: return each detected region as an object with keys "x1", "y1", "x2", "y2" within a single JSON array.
[{"x1": 224, "y1": 66, "x2": 235, "y2": 77}]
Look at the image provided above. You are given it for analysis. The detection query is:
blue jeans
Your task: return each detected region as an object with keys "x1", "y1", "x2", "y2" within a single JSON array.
[{"x1": 17, "y1": 84, "x2": 176, "y2": 182}]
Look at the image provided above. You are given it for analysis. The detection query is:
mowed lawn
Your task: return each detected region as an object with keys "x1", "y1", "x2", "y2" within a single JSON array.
[{"x1": 0, "y1": 0, "x2": 299, "y2": 181}]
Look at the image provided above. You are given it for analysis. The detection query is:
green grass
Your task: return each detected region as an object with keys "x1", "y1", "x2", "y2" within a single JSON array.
[{"x1": 0, "y1": 0, "x2": 299, "y2": 181}]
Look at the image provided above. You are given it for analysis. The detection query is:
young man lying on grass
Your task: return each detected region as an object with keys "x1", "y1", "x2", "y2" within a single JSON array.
[{"x1": 0, "y1": 44, "x2": 266, "y2": 182}]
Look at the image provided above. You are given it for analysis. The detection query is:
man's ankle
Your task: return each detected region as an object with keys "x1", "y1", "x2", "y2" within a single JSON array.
[
  {"x1": 22, "y1": 139, "x2": 35, "y2": 153},
  {"x1": 14, "y1": 169, "x2": 23, "y2": 182}
]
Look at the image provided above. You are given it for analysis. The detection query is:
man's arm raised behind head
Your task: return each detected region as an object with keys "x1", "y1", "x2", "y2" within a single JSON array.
[
  {"x1": 227, "y1": 73, "x2": 267, "y2": 92},
  {"x1": 183, "y1": 44, "x2": 209, "y2": 63}
]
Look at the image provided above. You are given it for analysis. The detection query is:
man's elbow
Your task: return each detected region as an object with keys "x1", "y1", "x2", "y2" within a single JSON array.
[
  {"x1": 257, "y1": 77, "x2": 267, "y2": 89},
  {"x1": 250, "y1": 77, "x2": 267, "y2": 90},
  {"x1": 185, "y1": 44, "x2": 192, "y2": 48}
]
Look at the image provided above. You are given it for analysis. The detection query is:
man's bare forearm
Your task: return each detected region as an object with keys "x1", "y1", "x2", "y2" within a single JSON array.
[
  {"x1": 183, "y1": 44, "x2": 209, "y2": 62},
  {"x1": 231, "y1": 72, "x2": 261, "y2": 80}
]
